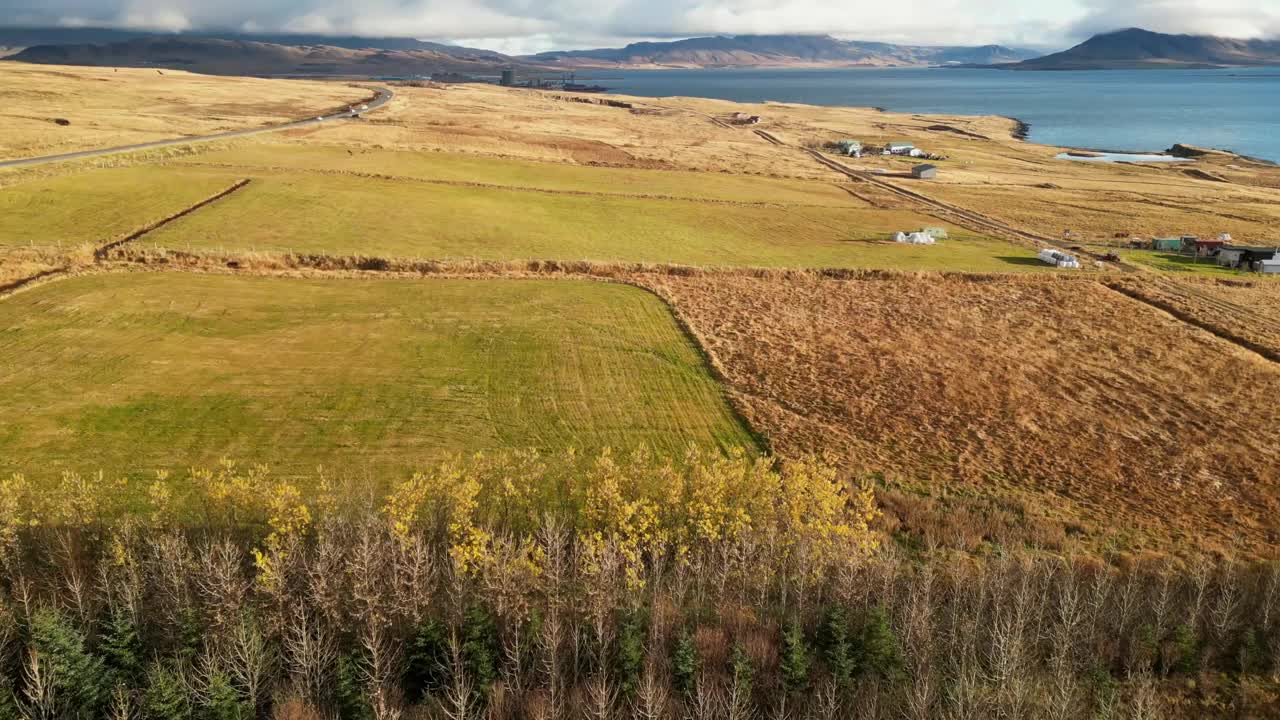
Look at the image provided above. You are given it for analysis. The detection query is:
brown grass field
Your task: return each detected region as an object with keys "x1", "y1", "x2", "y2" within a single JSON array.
[
  {"x1": 640, "y1": 271, "x2": 1280, "y2": 555},
  {"x1": 0, "y1": 63, "x2": 372, "y2": 161},
  {"x1": 1109, "y1": 275, "x2": 1280, "y2": 362}
]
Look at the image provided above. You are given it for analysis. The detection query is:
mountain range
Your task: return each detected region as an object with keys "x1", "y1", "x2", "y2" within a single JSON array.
[
  {"x1": 1008, "y1": 28, "x2": 1280, "y2": 70},
  {"x1": 2, "y1": 30, "x2": 1038, "y2": 75},
  {"x1": 6, "y1": 36, "x2": 528, "y2": 76},
  {"x1": 4, "y1": 28, "x2": 1280, "y2": 76},
  {"x1": 526, "y1": 35, "x2": 1038, "y2": 68}
]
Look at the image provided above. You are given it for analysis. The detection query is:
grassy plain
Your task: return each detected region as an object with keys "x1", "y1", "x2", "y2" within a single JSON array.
[
  {"x1": 0, "y1": 62, "x2": 371, "y2": 161},
  {"x1": 1119, "y1": 250, "x2": 1244, "y2": 277},
  {"x1": 6, "y1": 65, "x2": 1280, "y2": 559},
  {"x1": 641, "y1": 271, "x2": 1280, "y2": 554},
  {"x1": 308, "y1": 82, "x2": 1280, "y2": 250},
  {"x1": 141, "y1": 168, "x2": 1035, "y2": 270},
  {"x1": 0, "y1": 272, "x2": 755, "y2": 481},
  {"x1": 0, "y1": 164, "x2": 238, "y2": 248},
  {"x1": 178, "y1": 143, "x2": 860, "y2": 206}
]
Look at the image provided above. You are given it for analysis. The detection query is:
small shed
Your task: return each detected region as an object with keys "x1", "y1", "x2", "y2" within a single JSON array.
[
  {"x1": 911, "y1": 164, "x2": 938, "y2": 180},
  {"x1": 1261, "y1": 257, "x2": 1280, "y2": 274},
  {"x1": 908, "y1": 148, "x2": 928, "y2": 158},
  {"x1": 1218, "y1": 246, "x2": 1278, "y2": 269},
  {"x1": 1194, "y1": 239, "x2": 1226, "y2": 257},
  {"x1": 1152, "y1": 237, "x2": 1182, "y2": 252},
  {"x1": 888, "y1": 142, "x2": 915, "y2": 155},
  {"x1": 922, "y1": 227, "x2": 948, "y2": 239}
]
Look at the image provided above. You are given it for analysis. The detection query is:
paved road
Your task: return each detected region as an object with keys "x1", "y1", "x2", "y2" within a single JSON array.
[{"x1": 0, "y1": 86, "x2": 394, "y2": 170}]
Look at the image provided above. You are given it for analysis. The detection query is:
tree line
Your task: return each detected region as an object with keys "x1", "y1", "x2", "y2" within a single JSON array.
[{"x1": 0, "y1": 450, "x2": 1276, "y2": 719}]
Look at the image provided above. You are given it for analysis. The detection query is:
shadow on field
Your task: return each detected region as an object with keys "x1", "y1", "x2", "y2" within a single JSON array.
[{"x1": 997, "y1": 256, "x2": 1045, "y2": 267}]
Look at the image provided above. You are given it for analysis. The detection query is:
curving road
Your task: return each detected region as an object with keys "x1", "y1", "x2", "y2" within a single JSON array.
[{"x1": 0, "y1": 86, "x2": 393, "y2": 170}]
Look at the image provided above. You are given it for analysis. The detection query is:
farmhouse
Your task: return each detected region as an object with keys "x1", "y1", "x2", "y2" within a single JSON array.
[
  {"x1": 836, "y1": 139, "x2": 863, "y2": 157},
  {"x1": 1218, "y1": 246, "x2": 1278, "y2": 270},
  {"x1": 911, "y1": 164, "x2": 938, "y2": 180}
]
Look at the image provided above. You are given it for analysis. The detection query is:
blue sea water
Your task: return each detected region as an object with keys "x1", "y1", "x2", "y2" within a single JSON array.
[{"x1": 593, "y1": 67, "x2": 1280, "y2": 162}]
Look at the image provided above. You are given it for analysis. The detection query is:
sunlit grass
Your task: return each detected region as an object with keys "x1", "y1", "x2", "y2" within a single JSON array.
[{"x1": 0, "y1": 273, "x2": 756, "y2": 481}]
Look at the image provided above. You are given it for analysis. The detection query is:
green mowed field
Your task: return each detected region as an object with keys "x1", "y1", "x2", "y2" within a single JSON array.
[
  {"x1": 0, "y1": 273, "x2": 755, "y2": 483},
  {"x1": 1121, "y1": 250, "x2": 1252, "y2": 278},
  {"x1": 0, "y1": 165, "x2": 237, "y2": 248},
  {"x1": 145, "y1": 170, "x2": 1041, "y2": 270},
  {"x1": 179, "y1": 143, "x2": 858, "y2": 206}
]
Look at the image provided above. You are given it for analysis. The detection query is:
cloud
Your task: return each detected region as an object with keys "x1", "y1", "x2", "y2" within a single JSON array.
[
  {"x1": 1068, "y1": 0, "x2": 1280, "y2": 40},
  {"x1": 0, "y1": 0, "x2": 1274, "y2": 50}
]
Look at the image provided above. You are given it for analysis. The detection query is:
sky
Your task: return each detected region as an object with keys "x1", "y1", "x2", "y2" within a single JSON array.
[{"x1": 2, "y1": 0, "x2": 1278, "y2": 53}]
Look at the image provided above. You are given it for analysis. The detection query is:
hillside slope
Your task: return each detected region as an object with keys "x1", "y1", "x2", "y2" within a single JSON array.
[
  {"x1": 528, "y1": 34, "x2": 1038, "y2": 68},
  {"x1": 7, "y1": 36, "x2": 526, "y2": 76},
  {"x1": 1014, "y1": 28, "x2": 1280, "y2": 69}
]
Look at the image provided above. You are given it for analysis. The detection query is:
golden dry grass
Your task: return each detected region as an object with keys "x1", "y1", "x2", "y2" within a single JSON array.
[
  {"x1": 640, "y1": 271, "x2": 1280, "y2": 554},
  {"x1": 300, "y1": 82, "x2": 1280, "y2": 254},
  {"x1": 0, "y1": 62, "x2": 371, "y2": 161},
  {"x1": 1109, "y1": 275, "x2": 1280, "y2": 361}
]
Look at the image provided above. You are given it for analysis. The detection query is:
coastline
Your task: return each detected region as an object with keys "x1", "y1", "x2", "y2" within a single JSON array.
[{"x1": 596, "y1": 66, "x2": 1279, "y2": 164}]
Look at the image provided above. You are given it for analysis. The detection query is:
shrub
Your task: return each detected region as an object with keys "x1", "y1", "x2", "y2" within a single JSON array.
[
  {"x1": 732, "y1": 638, "x2": 747, "y2": 696},
  {"x1": 336, "y1": 652, "x2": 374, "y2": 720},
  {"x1": 462, "y1": 604, "x2": 500, "y2": 694},
  {"x1": 1169, "y1": 623, "x2": 1201, "y2": 675},
  {"x1": 779, "y1": 619, "x2": 811, "y2": 693},
  {"x1": 819, "y1": 607, "x2": 855, "y2": 687},
  {"x1": 615, "y1": 609, "x2": 647, "y2": 694},
  {"x1": 200, "y1": 670, "x2": 249, "y2": 720},
  {"x1": 857, "y1": 606, "x2": 903, "y2": 681},
  {"x1": 28, "y1": 608, "x2": 108, "y2": 718},
  {"x1": 404, "y1": 618, "x2": 450, "y2": 702},
  {"x1": 671, "y1": 628, "x2": 698, "y2": 696},
  {"x1": 141, "y1": 661, "x2": 190, "y2": 720},
  {"x1": 100, "y1": 611, "x2": 143, "y2": 686}
]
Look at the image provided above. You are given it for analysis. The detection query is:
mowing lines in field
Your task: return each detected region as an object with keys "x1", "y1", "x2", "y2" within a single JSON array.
[{"x1": 0, "y1": 273, "x2": 756, "y2": 480}]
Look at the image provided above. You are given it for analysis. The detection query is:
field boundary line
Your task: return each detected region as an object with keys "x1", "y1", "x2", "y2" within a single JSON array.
[
  {"x1": 105, "y1": 246, "x2": 1106, "y2": 284},
  {"x1": 1101, "y1": 281, "x2": 1280, "y2": 364},
  {"x1": 174, "y1": 161, "x2": 849, "y2": 209},
  {"x1": 0, "y1": 267, "x2": 71, "y2": 300},
  {"x1": 753, "y1": 129, "x2": 784, "y2": 145},
  {"x1": 95, "y1": 179, "x2": 252, "y2": 258}
]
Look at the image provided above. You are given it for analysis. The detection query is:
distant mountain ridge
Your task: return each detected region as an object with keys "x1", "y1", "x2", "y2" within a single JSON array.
[
  {"x1": 526, "y1": 34, "x2": 1039, "y2": 68},
  {"x1": 7, "y1": 36, "x2": 530, "y2": 77},
  {"x1": 0, "y1": 26, "x2": 504, "y2": 57},
  {"x1": 1011, "y1": 28, "x2": 1280, "y2": 70}
]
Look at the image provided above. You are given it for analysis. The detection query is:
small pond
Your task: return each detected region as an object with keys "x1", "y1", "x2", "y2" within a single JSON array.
[{"x1": 1055, "y1": 152, "x2": 1193, "y2": 163}]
